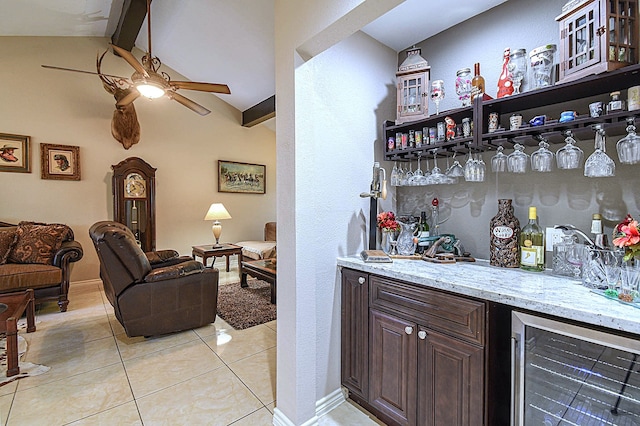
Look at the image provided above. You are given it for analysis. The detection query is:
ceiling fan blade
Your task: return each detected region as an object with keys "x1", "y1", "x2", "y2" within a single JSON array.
[
  {"x1": 41, "y1": 65, "x2": 129, "y2": 81},
  {"x1": 109, "y1": 44, "x2": 148, "y2": 77},
  {"x1": 171, "y1": 81, "x2": 231, "y2": 94},
  {"x1": 116, "y1": 90, "x2": 141, "y2": 108},
  {"x1": 168, "y1": 92, "x2": 211, "y2": 116}
]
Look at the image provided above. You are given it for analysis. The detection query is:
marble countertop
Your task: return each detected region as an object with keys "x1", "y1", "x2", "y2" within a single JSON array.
[{"x1": 337, "y1": 256, "x2": 640, "y2": 335}]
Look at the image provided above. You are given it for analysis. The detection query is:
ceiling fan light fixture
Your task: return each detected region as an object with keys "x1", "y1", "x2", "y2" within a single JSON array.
[{"x1": 135, "y1": 80, "x2": 165, "y2": 99}]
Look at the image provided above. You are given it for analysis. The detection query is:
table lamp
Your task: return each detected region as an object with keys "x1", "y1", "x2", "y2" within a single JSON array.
[{"x1": 204, "y1": 203, "x2": 232, "y2": 247}]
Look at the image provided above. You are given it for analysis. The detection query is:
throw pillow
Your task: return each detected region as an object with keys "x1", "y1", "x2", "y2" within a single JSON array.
[
  {"x1": 7, "y1": 222, "x2": 71, "y2": 265},
  {"x1": 0, "y1": 228, "x2": 17, "y2": 264}
]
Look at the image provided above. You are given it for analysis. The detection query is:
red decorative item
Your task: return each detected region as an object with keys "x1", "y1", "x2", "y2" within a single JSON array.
[
  {"x1": 444, "y1": 116, "x2": 456, "y2": 141},
  {"x1": 497, "y1": 48, "x2": 514, "y2": 98},
  {"x1": 432, "y1": 197, "x2": 439, "y2": 206}
]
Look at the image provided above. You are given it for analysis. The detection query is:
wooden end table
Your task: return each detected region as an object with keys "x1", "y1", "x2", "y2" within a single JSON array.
[
  {"x1": 192, "y1": 244, "x2": 243, "y2": 279},
  {"x1": 0, "y1": 289, "x2": 36, "y2": 377},
  {"x1": 241, "y1": 258, "x2": 277, "y2": 304}
]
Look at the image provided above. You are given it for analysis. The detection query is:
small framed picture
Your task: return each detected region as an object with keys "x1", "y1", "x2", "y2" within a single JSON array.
[
  {"x1": 218, "y1": 160, "x2": 266, "y2": 194},
  {"x1": 0, "y1": 133, "x2": 31, "y2": 173},
  {"x1": 40, "y1": 143, "x2": 81, "y2": 181}
]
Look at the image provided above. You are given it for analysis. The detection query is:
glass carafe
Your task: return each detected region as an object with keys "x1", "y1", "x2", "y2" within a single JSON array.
[
  {"x1": 396, "y1": 220, "x2": 417, "y2": 256},
  {"x1": 584, "y1": 125, "x2": 615, "y2": 178},
  {"x1": 616, "y1": 117, "x2": 640, "y2": 165},
  {"x1": 552, "y1": 235, "x2": 584, "y2": 278}
]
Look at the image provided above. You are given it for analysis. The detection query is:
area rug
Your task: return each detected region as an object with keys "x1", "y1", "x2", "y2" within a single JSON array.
[
  {"x1": 0, "y1": 333, "x2": 50, "y2": 387},
  {"x1": 216, "y1": 279, "x2": 276, "y2": 330}
]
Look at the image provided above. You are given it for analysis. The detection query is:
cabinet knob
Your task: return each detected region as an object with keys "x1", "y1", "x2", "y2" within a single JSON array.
[
  {"x1": 358, "y1": 277, "x2": 365, "y2": 284},
  {"x1": 418, "y1": 330, "x2": 427, "y2": 339},
  {"x1": 405, "y1": 326, "x2": 413, "y2": 335}
]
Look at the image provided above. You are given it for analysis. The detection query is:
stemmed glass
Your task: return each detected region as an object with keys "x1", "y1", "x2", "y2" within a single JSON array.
[
  {"x1": 391, "y1": 161, "x2": 399, "y2": 186},
  {"x1": 507, "y1": 143, "x2": 529, "y2": 173},
  {"x1": 508, "y1": 48, "x2": 527, "y2": 94},
  {"x1": 556, "y1": 130, "x2": 584, "y2": 170},
  {"x1": 531, "y1": 137, "x2": 554, "y2": 172},
  {"x1": 584, "y1": 124, "x2": 615, "y2": 178},
  {"x1": 431, "y1": 80, "x2": 445, "y2": 115},
  {"x1": 491, "y1": 146, "x2": 508, "y2": 173},
  {"x1": 616, "y1": 117, "x2": 640, "y2": 165},
  {"x1": 447, "y1": 153, "x2": 465, "y2": 178}
]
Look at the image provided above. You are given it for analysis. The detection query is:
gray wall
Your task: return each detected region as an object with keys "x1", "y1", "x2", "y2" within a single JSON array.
[{"x1": 393, "y1": 0, "x2": 640, "y2": 263}]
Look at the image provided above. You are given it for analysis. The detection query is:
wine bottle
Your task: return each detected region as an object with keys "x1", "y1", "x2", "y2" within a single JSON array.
[
  {"x1": 471, "y1": 62, "x2": 485, "y2": 101},
  {"x1": 591, "y1": 213, "x2": 609, "y2": 249},
  {"x1": 416, "y1": 211, "x2": 430, "y2": 254},
  {"x1": 520, "y1": 206, "x2": 544, "y2": 272}
]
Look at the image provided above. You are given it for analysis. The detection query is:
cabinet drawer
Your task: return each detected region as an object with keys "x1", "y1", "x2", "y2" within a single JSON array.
[{"x1": 370, "y1": 275, "x2": 485, "y2": 346}]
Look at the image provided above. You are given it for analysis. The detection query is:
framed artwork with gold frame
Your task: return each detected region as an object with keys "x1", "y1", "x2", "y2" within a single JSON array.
[
  {"x1": 0, "y1": 133, "x2": 30, "y2": 173},
  {"x1": 40, "y1": 143, "x2": 80, "y2": 180}
]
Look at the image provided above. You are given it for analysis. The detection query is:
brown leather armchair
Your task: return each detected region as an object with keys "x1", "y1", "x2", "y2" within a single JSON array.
[{"x1": 89, "y1": 221, "x2": 218, "y2": 337}]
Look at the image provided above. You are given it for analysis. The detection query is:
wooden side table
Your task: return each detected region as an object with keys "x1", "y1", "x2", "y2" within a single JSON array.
[
  {"x1": 192, "y1": 244, "x2": 243, "y2": 279},
  {"x1": 0, "y1": 289, "x2": 36, "y2": 377}
]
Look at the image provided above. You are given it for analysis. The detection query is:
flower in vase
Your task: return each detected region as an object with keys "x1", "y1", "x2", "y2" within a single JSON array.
[
  {"x1": 377, "y1": 211, "x2": 400, "y2": 232},
  {"x1": 613, "y1": 214, "x2": 640, "y2": 262}
]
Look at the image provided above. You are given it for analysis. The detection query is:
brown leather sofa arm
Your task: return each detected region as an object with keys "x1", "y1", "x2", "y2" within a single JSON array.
[
  {"x1": 144, "y1": 260, "x2": 207, "y2": 282},
  {"x1": 52, "y1": 240, "x2": 84, "y2": 267},
  {"x1": 146, "y1": 249, "x2": 179, "y2": 264}
]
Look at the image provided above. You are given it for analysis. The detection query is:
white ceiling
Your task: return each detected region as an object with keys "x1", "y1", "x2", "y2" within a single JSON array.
[{"x1": 0, "y1": 0, "x2": 505, "y2": 114}]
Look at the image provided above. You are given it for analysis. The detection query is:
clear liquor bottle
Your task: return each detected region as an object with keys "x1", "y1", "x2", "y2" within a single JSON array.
[{"x1": 520, "y1": 206, "x2": 544, "y2": 272}]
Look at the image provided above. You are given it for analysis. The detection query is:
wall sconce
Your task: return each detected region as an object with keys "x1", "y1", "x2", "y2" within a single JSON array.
[{"x1": 204, "y1": 203, "x2": 232, "y2": 247}]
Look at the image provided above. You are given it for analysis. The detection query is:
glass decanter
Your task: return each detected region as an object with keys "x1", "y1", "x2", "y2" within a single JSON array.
[
  {"x1": 395, "y1": 220, "x2": 417, "y2": 256},
  {"x1": 584, "y1": 124, "x2": 615, "y2": 178},
  {"x1": 616, "y1": 117, "x2": 640, "y2": 165}
]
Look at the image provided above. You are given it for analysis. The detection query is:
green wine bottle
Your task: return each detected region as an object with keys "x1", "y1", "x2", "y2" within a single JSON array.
[{"x1": 520, "y1": 206, "x2": 545, "y2": 272}]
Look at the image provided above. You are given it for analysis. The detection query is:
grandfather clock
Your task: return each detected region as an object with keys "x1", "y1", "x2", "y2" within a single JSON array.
[{"x1": 112, "y1": 157, "x2": 156, "y2": 252}]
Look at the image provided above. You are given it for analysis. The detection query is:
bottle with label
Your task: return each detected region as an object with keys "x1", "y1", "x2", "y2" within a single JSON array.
[
  {"x1": 490, "y1": 199, "x2": 520, "y2": 267},
  {"x1": 607, "y1": 91, "x2": 625, "y2": 114},
  {"x1": 520, "y1": 206, "x2": 545, "y2": 272},
  {"x1": 471, "y1": 62, "x2": 485, "y2": 101},
  {"x1": 415, "y1": 211, "x2": 430, "y2": 254},
  {"x1": 591, "y1": 213, "x2": 609, "y2": 249}
]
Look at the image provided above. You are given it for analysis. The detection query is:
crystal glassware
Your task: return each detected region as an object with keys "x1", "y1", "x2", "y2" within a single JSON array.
[
  {"x1": 491, "y1": 146, "x2": 508, "y2": 173},
  {"x1": 430, "y1": 80, "x2": 445, "y2": 115},
  {"x1": 616, "y1": 117, "x2": 640, "y2": 165},
  {"x1": 584, "y1": 125, "x2": 615, "y2": 178},
  {"x1": 455, "y1": 68, "x2": 472, "y2": 107},
  {"x1": 531, "y1": 138, "x2": 554, "y2": 172},
  {"x1": 447, "y1": 154, "x2": 465, "y2": 178},
  {"x1": 507, "y1": 143, "x2": 529, "y2": 173},
  {"x1": 556, "y1": 130, "x2": 584, "y2": 170},
  {"x1": 508, "y1": 48, "x2": 527, "y2": 94}
]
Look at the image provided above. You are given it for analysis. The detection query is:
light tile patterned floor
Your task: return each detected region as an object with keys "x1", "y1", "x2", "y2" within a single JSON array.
[{"x1": 0, "y1": 259, "x2": 381, "y2": 425}]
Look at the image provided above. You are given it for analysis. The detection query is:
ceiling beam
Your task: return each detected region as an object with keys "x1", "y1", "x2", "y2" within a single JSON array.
[
  {"x1": 111, "y1": 0, "x2": 147, "y2": 51},
  {"x1": 242, "y1": 96, "x2": 276, "y2": 127}
]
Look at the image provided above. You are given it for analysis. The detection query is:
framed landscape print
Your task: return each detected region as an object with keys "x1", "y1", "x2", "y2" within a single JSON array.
[
  {"x1": 0, "y1": 133, "x2": 30, "y2": 173},
  {"x1": 40, "y1": 143, "x2": 81, "y2": 180},
  {"x1": 218, "y1": 160, "x2": 266, "y2": 194}
]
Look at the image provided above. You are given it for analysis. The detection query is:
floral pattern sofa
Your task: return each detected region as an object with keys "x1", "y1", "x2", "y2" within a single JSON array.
[{"x1": 0, "y1": 221, "x2": 83, "y2": 312}]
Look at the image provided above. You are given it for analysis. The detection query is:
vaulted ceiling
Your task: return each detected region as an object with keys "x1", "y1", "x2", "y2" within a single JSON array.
[{"x1": 0, "y1": 0, "x2": 506, "y2": 127}]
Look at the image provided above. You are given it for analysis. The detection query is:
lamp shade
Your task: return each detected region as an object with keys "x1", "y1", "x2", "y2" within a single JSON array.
[{"x1": 204, "y1": 203, "x2": 232, "y2": 221}]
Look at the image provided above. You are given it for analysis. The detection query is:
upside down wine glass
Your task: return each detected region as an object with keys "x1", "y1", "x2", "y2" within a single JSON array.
[{"x1": 431, "y1": 80, "x2": 445, "y2": 115}]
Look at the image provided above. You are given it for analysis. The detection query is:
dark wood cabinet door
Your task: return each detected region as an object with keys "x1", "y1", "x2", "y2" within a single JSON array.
[
  {"x1": 341, "y1": 269, "x2": 369, "y2": 400},
  {"x1": 418, "y1": 327, "x2": 484, "y2": 426},
  {"x1": 369, "y1": 308, "x2": 417, "y2": 426}
]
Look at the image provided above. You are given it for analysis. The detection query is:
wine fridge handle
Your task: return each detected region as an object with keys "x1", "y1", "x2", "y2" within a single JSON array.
[{"x1": 510, "y1": 336, "x2": 517, "y2": 426}]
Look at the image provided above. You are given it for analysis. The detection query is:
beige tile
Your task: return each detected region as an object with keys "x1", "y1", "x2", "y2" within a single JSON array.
[
  {"x1": 18, "y1": 335, "x2": 121, "y2": 391},
  {"x1": 23, "y1": 315, "x2": 114, "y2": 350},
  {"x1": 115, "y1": 328, "x2": 199, "y2": 361},
  {"x1": 229, "y1": 347, "x2": 276, "y2": 405},
  {"x1": 124, "y1": 339, "x2": 224, "y2": 398},
  {"x1": 9, "y1": 363, "x2": 133, "y2": 426},
  {"x1": 318, "y1": 400, "x2": 385, "y2": 426},
  {"x1": 266, "y1": 402, "x2": 276, "y2": 414},
  {"x1": 193, "y1": 317, "x2": 233, "y2": 339},
  {"x1": 0, "y1": 392, "x2": 13, "y2": 425},
  {"x1": 232, "y1": 407, "x2": 274, "y2": 425},
  {"x1": 0, "y1": 378, "x2": 18, "y2": 397},
  {"x1": 67, "y1": 401, "x2": 142, "y2": 425},
  {"x1": 107, "y1": 313, "x2": 127, "y2": 336},
  {"x1": 264, "y1": 319, "x2": 277, "y2": 332},
  {"x1": 137, "y1": 366, "x2": 263, "y2": 426},
  {"x1": 204, "y1": 323, "x2": 276, "y2": 364}
]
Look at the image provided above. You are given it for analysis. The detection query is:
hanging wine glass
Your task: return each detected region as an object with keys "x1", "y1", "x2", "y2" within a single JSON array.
[
  {"x1": 391, "y1": 161, "x2": 399, "y2": 186},
  {"x1": 616, "y1": 117, "x2": 640, "y2": 165},
  {"x1": 447, "y1": 152, "x2": 465, "y2": 178},
  {"x1": 507, "y1": 143, "x2": 529, "y2": 173},
  {"x1": 584, "y1": 124, "x2": 615, "y2": 178},
  {"x1": 508, "y1": 48, "x2": 527, "y2": 94},
  {"x1": 556, "y1": 130, "x2": 584, "y2": 170},
  {"x1": 491, "y1": 146, "x2": 508, "y2": 172},
  {"x1": 531, "y1": 137, "x2": 554, "y2": 172},
  {"x1": 430, "y1": 80, "x2": 445, "y2": 115}
]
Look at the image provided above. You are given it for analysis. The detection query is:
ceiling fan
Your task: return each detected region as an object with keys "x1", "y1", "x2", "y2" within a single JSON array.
[{"x1": 42, "y1": 0, "x2": 230, "y2": 116}]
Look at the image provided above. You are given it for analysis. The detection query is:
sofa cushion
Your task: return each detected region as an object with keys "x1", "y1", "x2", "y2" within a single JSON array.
[
  {"x1": 0, "y1": 228, "x2": 17, "y2": 264},
  {"x1": 7, "y1": 222, "x2": 72, "y2": 265},
  {"x1": 0, "y1": 263, "x2": 63, "y2": 291},
  {"x1": 236, "y1": 241, "x2": 276, "y2": 260}
]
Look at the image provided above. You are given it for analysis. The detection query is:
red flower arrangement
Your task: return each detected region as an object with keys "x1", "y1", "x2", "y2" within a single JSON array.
[
  {"x1": 612, "y1": 214, "x2": 640, "y2": 262},
  {"x1": 377, "y1": 211, "x2": 400, "y2": 232}
]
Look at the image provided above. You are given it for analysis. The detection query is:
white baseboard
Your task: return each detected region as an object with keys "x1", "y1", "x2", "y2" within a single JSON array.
[{"x1": 271, "y1": 387, "x2": 346, "y2": 425}]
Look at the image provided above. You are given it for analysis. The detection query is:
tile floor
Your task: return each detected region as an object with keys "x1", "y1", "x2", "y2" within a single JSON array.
[{"x1": 0, "y1": 259, "x2": 381, "y2": 425}]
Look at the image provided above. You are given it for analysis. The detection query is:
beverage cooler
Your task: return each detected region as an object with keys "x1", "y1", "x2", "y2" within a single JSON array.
[{"x1": 511, "y1": 311, "x2": 640, "y2": 425}]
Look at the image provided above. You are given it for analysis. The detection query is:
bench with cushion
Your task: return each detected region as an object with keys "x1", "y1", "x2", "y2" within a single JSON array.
[
  {"x1": 236, "y1": 222, "x2": 276, "y2": 260},
  {"x1": 0, "y1": 221, "x2": 83, "y2": 312}
]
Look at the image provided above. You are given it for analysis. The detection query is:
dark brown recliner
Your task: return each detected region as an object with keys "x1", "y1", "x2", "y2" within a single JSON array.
[{"x1": 89, "y1": 221, "x2": 218, "y2": 337}]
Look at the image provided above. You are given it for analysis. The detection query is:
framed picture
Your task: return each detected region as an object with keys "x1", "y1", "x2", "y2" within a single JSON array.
[
  {"x1": 0, "y1": 133, "x2": 30, "y2": 173},
  {"x1": 40, "y1": 143, "x2": 81, "y2": 181},
  {"x1": 218, "y1": 160, "x2": 266, "y2": 194}
]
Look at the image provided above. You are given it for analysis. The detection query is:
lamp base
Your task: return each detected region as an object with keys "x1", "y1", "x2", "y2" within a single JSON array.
[{"x1": 212, "y1": 222, "x2": 223, "y2": 248}]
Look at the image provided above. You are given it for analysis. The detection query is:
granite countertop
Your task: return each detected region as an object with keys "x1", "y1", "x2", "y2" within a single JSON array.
[{"x1": 337, "y1": 256, "x2": 640, "y2": 335}]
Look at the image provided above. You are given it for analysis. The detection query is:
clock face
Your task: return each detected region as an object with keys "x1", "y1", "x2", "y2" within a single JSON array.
[{"x1": 125, "y1": 173, "x2": 146, "y2": 198}]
